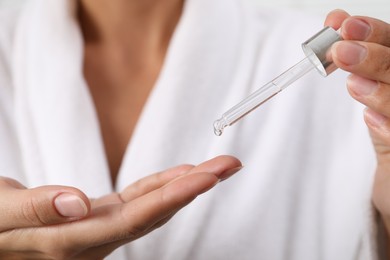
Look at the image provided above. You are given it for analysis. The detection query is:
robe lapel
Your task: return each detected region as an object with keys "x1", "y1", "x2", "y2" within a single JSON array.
[
  {"x1": 13, "y1": 0, "x2": 112, "y2": 197},
  {"x1": 116, "y1": 0, "x2": 251, "y2": 189}
]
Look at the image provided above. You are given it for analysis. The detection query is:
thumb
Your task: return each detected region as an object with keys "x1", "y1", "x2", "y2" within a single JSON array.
[{"x1": 0, "y1": 177, "x2": 90, "y2": 231}]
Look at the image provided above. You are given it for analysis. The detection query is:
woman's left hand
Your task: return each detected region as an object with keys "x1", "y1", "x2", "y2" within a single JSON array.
[{"x1": 325, "y1": 9, "x2": 390, "y2": 240}]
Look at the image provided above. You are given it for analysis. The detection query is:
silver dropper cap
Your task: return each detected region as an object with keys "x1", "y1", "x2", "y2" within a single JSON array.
[{"x1": 302, "y1": 26, "x2": 342, "y2": 76}]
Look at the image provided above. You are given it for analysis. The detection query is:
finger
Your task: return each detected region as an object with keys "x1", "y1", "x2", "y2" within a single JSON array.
[
  {"x1": 62, "y1": 172, "x2": 218, "y2": 249},
  {"x1": 87, "y1": 212, "x2": 177, "y2": 258},
  {"x1": 64, "y1": 156, "x2": 242, "y2": 248},
  {"x1": 364, "y1": 109, "x2": 390, "y2": 225},
  {"x1": 119, "y1": 164, "x2": 194, "y2": 202},
  {"x1": 331, "y1": 41, "x2": 390, "y2": 83},
  {"x1": 0, "y1": 177, "x2": 27, "y2": 189},
  {"x1": 363, "y1": 108, "x2": 390, "y2": 148},
  {"x1": 120, "y1": 155, "x2": 241, "y2": 202},
  {"x1": 185, "y1": 155, "x2": 242, "y2": 180},
  {"x1": 372, "y1": 168, "x2": 390, "y2": 233},
  {"x1": 0, "y1": 178, "x2": 90, "y2": 231},
  {"x1": 339, "y1": 16, "x2": 390, "y2": 46},
  {"x1": 324, "y1": 9, "x2": 350, "y2": 29},
  {"x1": 346, "y1": 75, "x2": 390, "y2": 118}
]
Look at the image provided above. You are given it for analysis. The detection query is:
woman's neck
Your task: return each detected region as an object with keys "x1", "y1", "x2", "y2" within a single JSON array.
[
  {"x1": 76, "y1": 0, "x2": 184, "y2": 184},
  {"x1": 77, "y1": 0, "x2": 184, "y2": 52}
]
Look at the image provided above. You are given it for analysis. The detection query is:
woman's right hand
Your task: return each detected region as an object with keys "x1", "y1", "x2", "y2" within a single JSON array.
[{"x1": 0, "y1": 155, "x2": 241, "y2": 259}]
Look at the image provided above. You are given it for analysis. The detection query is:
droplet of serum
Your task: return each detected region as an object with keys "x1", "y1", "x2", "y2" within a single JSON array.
[{"x1": 213, "y1": 119, "x2": 226, "y2": 136}]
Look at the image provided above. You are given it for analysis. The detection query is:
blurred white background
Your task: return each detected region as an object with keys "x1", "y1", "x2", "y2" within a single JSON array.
[
  {"x1": 250, "y1": 0, "x2": 390, "y2": 22},
  {"x1": 0, "y1": 0, "x2": 389, "y2": 22}
]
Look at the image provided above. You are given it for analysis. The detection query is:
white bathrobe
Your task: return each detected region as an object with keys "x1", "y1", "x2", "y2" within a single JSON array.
[{"x1": 0, "y1": 0, "x2": 381, "y2": 259}]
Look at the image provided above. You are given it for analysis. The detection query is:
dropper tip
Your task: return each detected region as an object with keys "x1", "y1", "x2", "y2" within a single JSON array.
[{"x1": 213, "y1": 118, "x2": 225, "y2": 136}]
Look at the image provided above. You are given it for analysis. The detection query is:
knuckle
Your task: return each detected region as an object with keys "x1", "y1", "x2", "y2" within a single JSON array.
[
  {"x1": 372, "y1": 83, "x2": 390, "y2": 111},
  {"x1": 21, "y1": 198, "x2": 44, "y2": 226},
  {"x1": 361, "y1": 45, "x2": 390, "y2": 81},
  {"x1": 373, "y1": 47, "x2": 390, "y2": 75},
  {"x1": 373, "y1": 21, "x2": 390, "y2": 47},
  {"x1": 21, "y1": 197, "x2": 51, "y2": 226},
  {"x1": 174, "y1": 164, "x2": 194, "y2": 174},
  {"x1": 381, "y1": 54, "x2": 390, "y2": 73},
  {"x1": 132, "y1": 178, "x2": 145, "y2": 192},
  {"x1": 132, "y1": 172, "x2": 162, "y2": 194}
]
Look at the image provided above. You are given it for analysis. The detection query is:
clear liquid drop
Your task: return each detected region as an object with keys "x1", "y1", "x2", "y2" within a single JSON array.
[{"x1": 213, "y1": 119, "x2": 225, "y2": 136}]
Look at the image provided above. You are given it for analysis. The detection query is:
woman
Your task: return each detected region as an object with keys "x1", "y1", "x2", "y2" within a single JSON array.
[{"x1": 0, "y1": 0, "x2": 389, "y2": 259}]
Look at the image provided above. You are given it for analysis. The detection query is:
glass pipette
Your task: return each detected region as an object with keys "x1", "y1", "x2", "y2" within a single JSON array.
[
  {"x1": 214, "y1": 26, "x2": 342, "y2": 136},
  {"x1": 213, "y1": 56, "x2": 314, "y2": 136}
]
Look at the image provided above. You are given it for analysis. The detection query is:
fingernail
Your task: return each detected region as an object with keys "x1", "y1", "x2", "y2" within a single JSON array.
[
  {"x1": 218, "y1": 166, "x2": 243, "y2": 181},
  {"x1": 364, "y1": 108, "x2": 387, "y2": 127},
  {"x1": 347, "y1": 74, "x2": 378, "y2": 96},
  {"x1": 342, "y1": 18, "x2": 371, "y2": 40},
  {"x1": 333, "y1": 41, "x2": 367, "y2": 65},
  {"x1": 54, "y1": 193, "x2": 88, "y2": 218}
]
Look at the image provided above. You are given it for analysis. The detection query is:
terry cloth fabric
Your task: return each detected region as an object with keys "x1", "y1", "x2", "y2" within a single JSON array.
[{"x1": 0, "y1": 0, "x2": 380, "y2": 259}]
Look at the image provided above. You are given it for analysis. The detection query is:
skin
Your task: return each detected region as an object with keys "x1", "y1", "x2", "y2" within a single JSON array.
[
  {"x1": 325, "y1": 10, "x2": 390, "y2": 252},
  {"x1": 78, "y1": 0, "x2": 185, "y2": 183},
  {"x1": 0, "y1": 2, "x2": 388, "y2": 259},
  {"x1": 0, "y1": 156, "x2": 242, "y2": 259},
  {"x1": 0, "y1": 1, "x2": 243, "y2": 259}
]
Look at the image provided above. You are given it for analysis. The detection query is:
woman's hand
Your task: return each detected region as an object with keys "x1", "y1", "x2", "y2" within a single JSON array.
[
  {"x1": 325, "y1": 9, "x2": 390, "y2": 239},
  {"x1": 0, "y1": 155, "x2": 241, "y2": 259}
]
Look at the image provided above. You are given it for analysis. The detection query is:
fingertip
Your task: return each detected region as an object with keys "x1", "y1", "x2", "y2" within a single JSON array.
[
  {"x1": 213, "y1": 155, "x2": 243, "y2": 180},
  {"x1": 363, "y1": 107, "x2": 388, "y2": 129},
  {"x1": 37, "y1": 185, "x2": 91, "y2": 220},
  {"x1": 218, "y1": 166, "x2": 244, "y2": 182},
  {"x1": 54, "y1": 192, "x2": 89, "y2": 218},
  {"x1": 211, "y1": 155, "x2": 242, "y2": 169},
  {"x1": 330, "y1": 41, "x2": 341, "y2": 62},
  {"x1": 324, "y1": 9, "x2": 350, "y2": 29},
  {"x1": 3, "y1": 186, "x2": 91, "y2": 230},
  {"x1": 189, "y1": 155, "x2": 242, "y2": 181},
  {"x1": 330, "y1": 41, "x2": 367, "y2": 70},
  {"x1": 340, "y1": 17, "x2": 371, "y2": 41}
]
